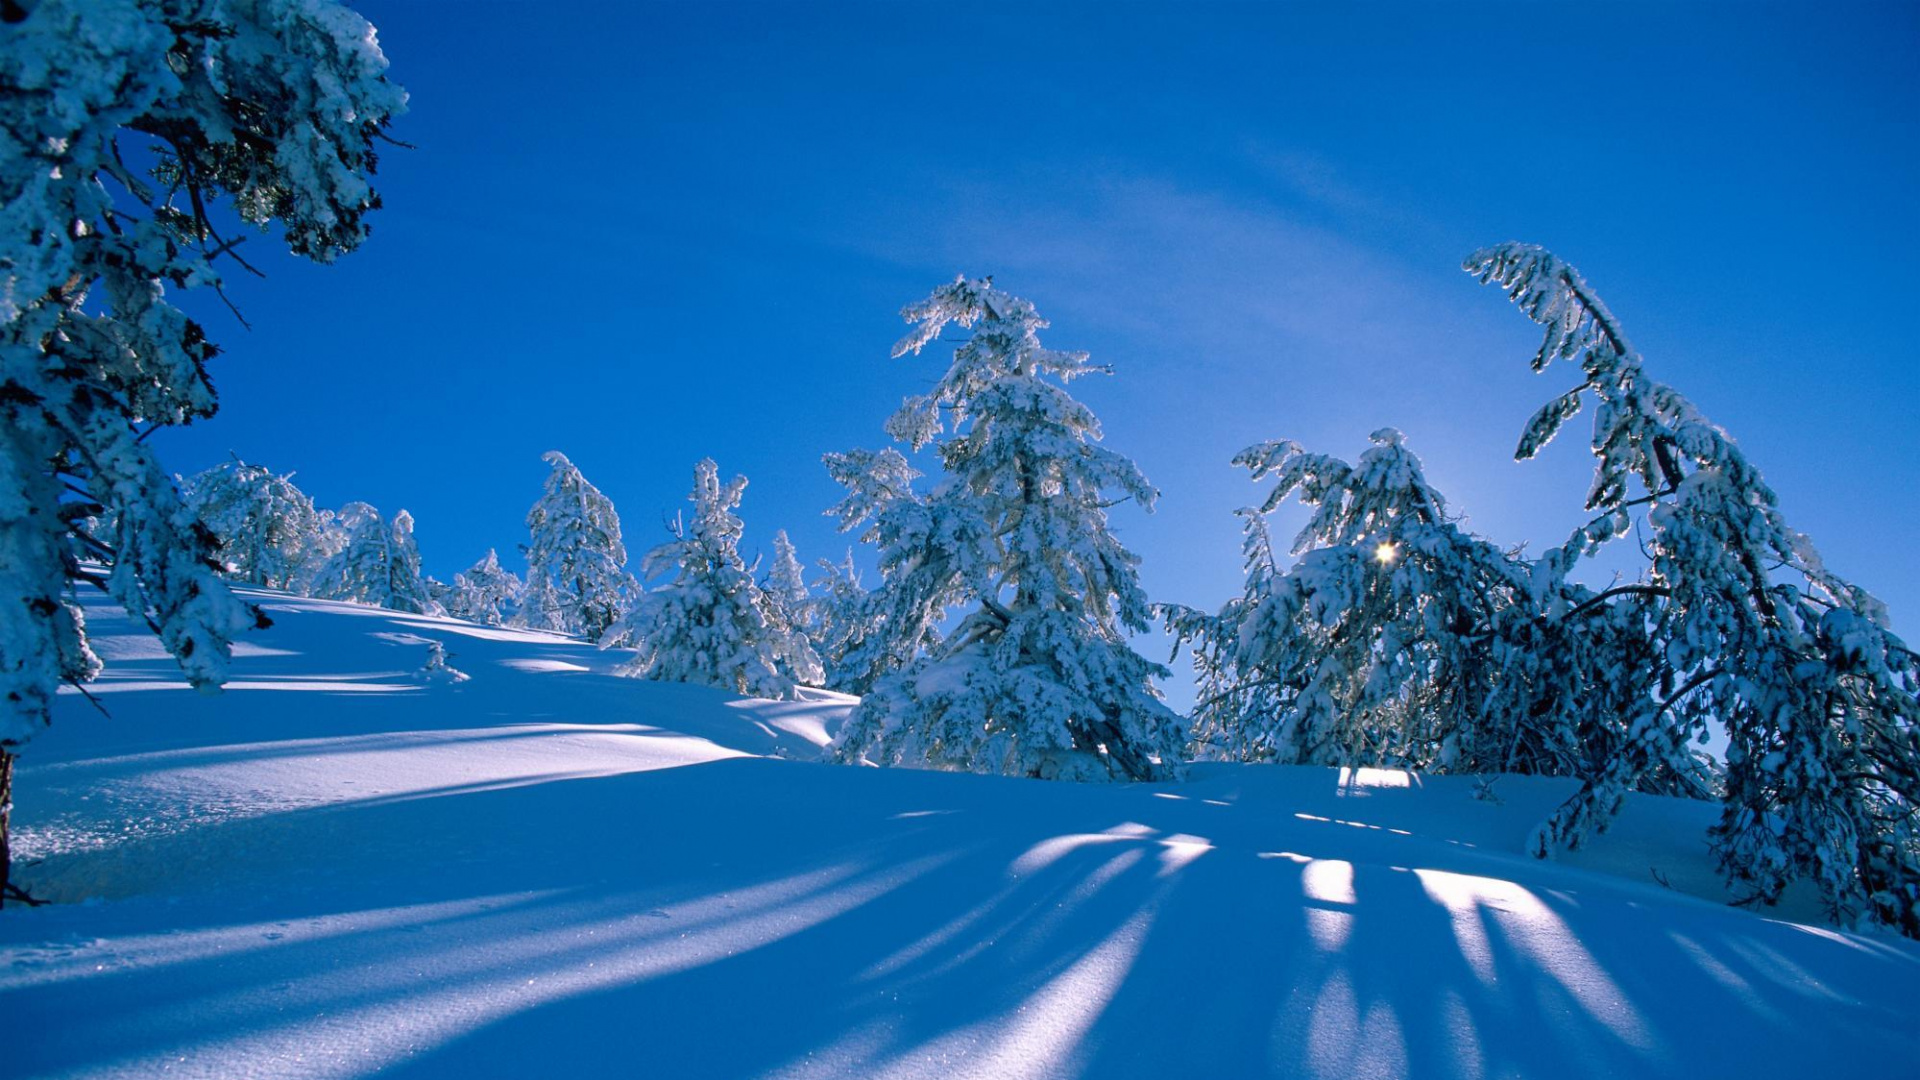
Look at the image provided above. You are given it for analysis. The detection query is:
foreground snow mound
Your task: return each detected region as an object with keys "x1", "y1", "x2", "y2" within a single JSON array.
[{"x1": 2, "y1": 591, "x2": 1915, "y2": 1079}]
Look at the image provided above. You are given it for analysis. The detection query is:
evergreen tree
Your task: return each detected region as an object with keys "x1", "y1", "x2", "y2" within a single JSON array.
[
  {"x1": 1468, "y1": 243, "x2": 1920, "y2": 935},
  {"x1": 608, "y1": 460, "x2": 820, "y2": 698},
  {"x1": 312, "y1": 504, "x2": 439, "y2": 615},
  {"x1": 1169, "y1": 430, "x2": 1520, "y2": 767},
  {"x1": 181, "y1": 458, "x2": 333, "y2": 593},
  {"x1": 0, "y1": 0, "x2": 403, "y2": 904},
  {"x1": 517, "y1": 451, "x2": 632, "y2": 640},
  {"x1": 759, "y1": 529, "x2": 827, "y2": 687},
  {"x1": 413, "y1": 639, "x2": 468, "y2": 685},
  {"x1": 830, "y1": 277, "x2": 1184, "y2": 782},
  {"x1": 1165, "y1": 429, "x2": 1679, "y2": 793},
  {"x1": 808, "y1": 550, "x2": 875, "y2": 694},
  {"x1": 443, "y1": 549, "x2": 523, "y2": 627},
  {"x1": 762, "y1": 530, "x2": 811, "y2": 636}
]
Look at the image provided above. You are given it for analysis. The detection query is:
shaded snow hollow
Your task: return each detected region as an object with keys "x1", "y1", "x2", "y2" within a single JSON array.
[{"x1": 3, "y1": 590, "x2": 1915, "y2": 1079}]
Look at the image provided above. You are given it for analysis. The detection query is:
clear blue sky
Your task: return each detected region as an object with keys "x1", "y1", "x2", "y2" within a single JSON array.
[{"x1": 163, "y1": 1, "x2": 1920, "y2": 697}]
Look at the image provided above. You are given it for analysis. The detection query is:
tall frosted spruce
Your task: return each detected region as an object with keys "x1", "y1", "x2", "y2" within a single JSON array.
[
  {"x1": 761, "y1": 529, "x2": 811, "y2": 640},
  {"x1": 517, "y1": 451, "x2": 633, "y2": 640},
  {"x1": 830, "y1": 277, "x2": 1184, "y2": 782},
  {"x1": 0, "y1": 0, "x2": 404, "y2": 905},
  {"x1": 1468, "y1": 243, "x2": 1920, "y2": 935}
]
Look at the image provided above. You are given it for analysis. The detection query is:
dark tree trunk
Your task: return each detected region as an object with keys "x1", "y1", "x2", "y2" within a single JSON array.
[{"x1": 1, "y1": 747, "x2": 13, "y2": 910}]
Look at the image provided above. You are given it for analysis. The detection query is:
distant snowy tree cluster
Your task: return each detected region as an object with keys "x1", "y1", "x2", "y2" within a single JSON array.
[
  {"x1": 181, "y1": 462, "x2": 442, "y2": 616},
  {"x1": 605, "y1": 461, "x2": 820, "y2": 698}
]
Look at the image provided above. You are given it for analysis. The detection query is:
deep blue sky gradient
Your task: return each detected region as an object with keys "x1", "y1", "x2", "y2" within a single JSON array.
[{"x1": 160, "y1": 1, "x2": 1920, "y2": 700}]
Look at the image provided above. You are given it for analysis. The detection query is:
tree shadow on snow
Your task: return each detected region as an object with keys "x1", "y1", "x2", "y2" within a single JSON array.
[{"x1": 3, "y1": 760, "x2": 1917, "y2": 1080}]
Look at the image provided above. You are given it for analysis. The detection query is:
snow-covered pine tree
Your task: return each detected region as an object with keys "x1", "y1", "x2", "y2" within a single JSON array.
[
  {"x1": 0, "y1": 0, "x2": 403, "y2": 904},
  {"x1": 1164, "y1": 429, "x2": 1678, "y2": 796},
  {"x1": 1167, "y1": 430, "x2": 1544, "y2": 770},
  {"x1": 830, "y1": 277, "x2": 1185, "y2": 782},
  {"x1": 1160, "y1": 509, "x2": 1291, "y2": 762},
  {"x1": 517, "y1": 451, "x2": 633, "y2": 640},
  {"x1": 311, "y1": 504, "x2": 439, "y2": 615},
  {"x1": 758, "y1": 529, "x2": 828, "y2": 684},
  {"x1": 608, "y1": 460, "x2": 820, "y2": 698},
  {"x1": 762, "y1": 529, "x2": 812, "y2": 637},
  {"x1": 181, "y1": 458, "x2": 333, "y2": 593},
  {"x1": 1468, "y1": 243, "x2": 1920, "y2": 935},
  {"x1": 808, "y1": 550, "x2": 875, "y2": 693},
  {"x1": 443, "y1": 549, "x2": 524, "y2": 626}
]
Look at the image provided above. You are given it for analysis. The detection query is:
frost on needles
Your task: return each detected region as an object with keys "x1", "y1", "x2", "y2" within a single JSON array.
[{"x1": 829, "y1": 277, "x2": 1185, "y2": 782}]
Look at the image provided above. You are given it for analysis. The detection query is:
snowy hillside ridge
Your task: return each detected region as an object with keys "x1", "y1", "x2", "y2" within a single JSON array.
[{"x1": 2, "y1": 590, "x2": 1915, "y2": 1079}]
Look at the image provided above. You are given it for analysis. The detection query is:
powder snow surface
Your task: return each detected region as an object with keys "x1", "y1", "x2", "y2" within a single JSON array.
[{"x1": 2, "y1": 591, "x2": 1915, "y2": 1079}]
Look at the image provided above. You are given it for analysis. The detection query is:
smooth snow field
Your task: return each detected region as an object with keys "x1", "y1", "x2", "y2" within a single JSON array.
[{"x1": 3, "y1": 591, "x2": 1916, "y2": 1079}]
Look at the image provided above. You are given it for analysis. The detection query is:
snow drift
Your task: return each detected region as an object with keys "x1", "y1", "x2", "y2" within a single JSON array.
[{"x1": 2, "y1": 589, "x2": 1914, "y2": 1079}]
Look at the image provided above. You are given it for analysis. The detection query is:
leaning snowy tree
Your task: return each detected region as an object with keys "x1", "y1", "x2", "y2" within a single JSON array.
[
  {"x1": 830, "y1": 277, "x2": 1185, "y2": 782},
  {"x1": 311, "y1": 503, "x2": 438, "y2": 615},
  {"x1": 606, "y1": 459, "x2": 821, "y2": 698},
  {"x1": 181, "y1": 457, "x2": 333, "y2": 593},
  {"x1": 0, "y1": 0, "x2": 404, "y2": 905},
  {"x1": 442, "y1": 548, "x2": 523, "y2": 627},
  {"x1": 517, "y1": 451, "x2": 632, "y2": 640},
  {"x1": 1468, "y1": 243, "x2": 1920, "y2": 935}
]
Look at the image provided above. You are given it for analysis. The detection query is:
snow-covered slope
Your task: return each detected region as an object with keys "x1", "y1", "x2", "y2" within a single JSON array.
[{"x1": 3, "y1": 591, "x2": 1915, "y2": 1079}]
